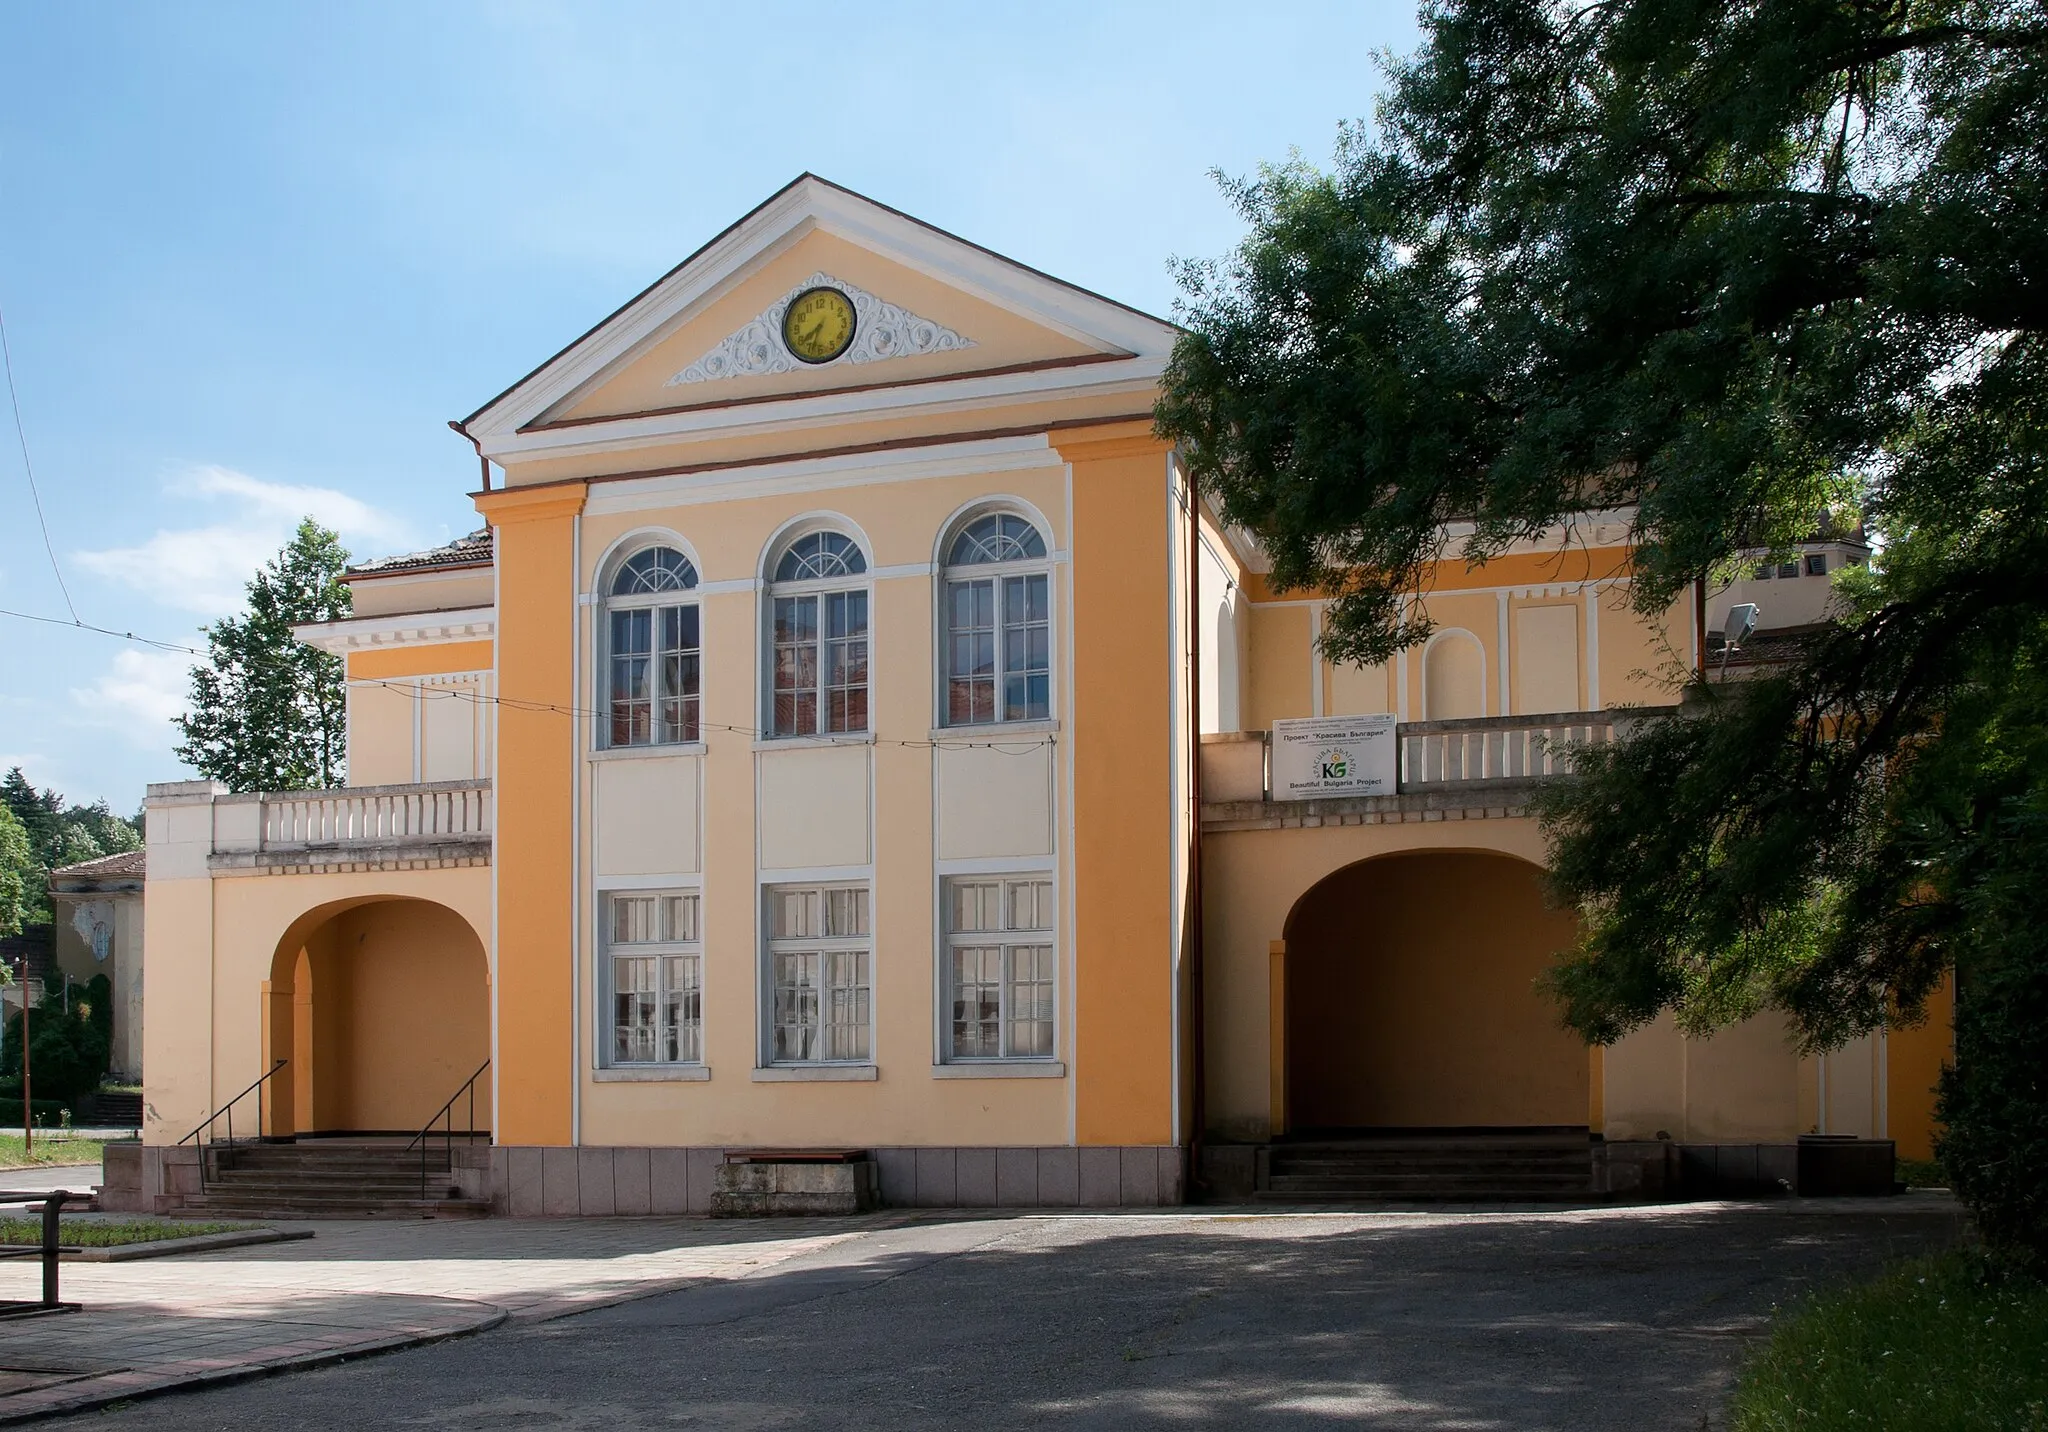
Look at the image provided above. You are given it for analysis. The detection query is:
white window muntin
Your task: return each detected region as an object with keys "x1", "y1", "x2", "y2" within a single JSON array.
[
  {"x1": 938, "y1": 510, "x2": 1055, "y2": 729},
  {"x1": 941, "y1": 873, "x2": 1056, "y2": 1062},
  {"x1": 763, "y1": 882, "x2": 873, "y2": 1065},
  {"x1": 602, "y1": 544, "x2": 701, "y2": 749},
  {"x1": 765, "y1": 529, "x2": 871, "y2": 739},
  {"x1": 602, "y1": 888, "x2": 703, "y2": 1066}
]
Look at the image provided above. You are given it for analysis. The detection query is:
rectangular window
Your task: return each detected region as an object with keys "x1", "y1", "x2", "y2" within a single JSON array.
[
  {"x1": 774, "y1": 592, "x2": 869, "y2": 736},
  {"x1": 944, "y1": 875, "x2": 1054, "y2": 1060},
  {"x1": 1804, "y1": 553, "x2": 1828, "y2": 576},
  {"x1": 606, "y1": 890, "x2": 702, "y2": 1065},
  {"x1": 611, "y1": 604, "x2": 699, "y2": 746},
  {"x1": 1777, "y1": 561, "x2": 1800, "y2": 579},
  {"x1": 767, "y1": 884, "x2": 871, "y2": 1064},
  {"x1": 946, "y1": 575, "x2": 1049, "y2": 725}
]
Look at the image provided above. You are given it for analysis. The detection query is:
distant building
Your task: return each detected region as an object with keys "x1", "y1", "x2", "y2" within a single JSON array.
[{"x1": 48, "y1": 849, "x2": 146, "y2": 1084}]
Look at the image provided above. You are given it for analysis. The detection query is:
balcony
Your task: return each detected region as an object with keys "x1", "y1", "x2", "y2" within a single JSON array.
[
  {"x1": 145, "y1": 779, "x2": 492, "y2": 877},
  {"x1": 1200, "y1": 709, "x2": 1671, "y2": 832}
]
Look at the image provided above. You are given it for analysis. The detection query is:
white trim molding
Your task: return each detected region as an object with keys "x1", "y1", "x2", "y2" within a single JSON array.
[
  {"x1": 295, "y1": 607, "x2": 495, "y2": 654},
  {"x1": 669, "y1": 271, "x2": 972, "y2": 385}
]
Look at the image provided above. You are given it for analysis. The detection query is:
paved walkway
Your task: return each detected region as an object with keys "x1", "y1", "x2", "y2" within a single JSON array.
[
  {"x1": 0, "y1": 1214, "x2": 872, "y2": 1423},
  {"x1": 0, "y1": 1194, "x2": 1967, "y2": 1429},
  {"x1": 0, "y1": 1165, "x2": 100, "y2": 1197}
]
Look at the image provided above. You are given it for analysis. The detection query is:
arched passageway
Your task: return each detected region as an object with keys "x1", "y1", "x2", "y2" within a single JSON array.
[
  {"x1": 1284, "y1": 851, "x2": 1587, "y2": 1130},
  {"x1": 262, "y1": 897, "x2": 491, "y2": 1137}
]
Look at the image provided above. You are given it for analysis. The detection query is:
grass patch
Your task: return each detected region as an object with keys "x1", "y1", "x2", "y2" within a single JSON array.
[
  {"x1": 0, "y1": 1134, "x2": 107, "y2": 1171},
  {"x1": 1732, "y1": 1249, "x2": 2048, "y2": 1430},
  {"x1": 0, "y1": 1217, "x2": 258, "y2": 1247},
  {"x1": 1898, "y1": 1157, "x2": 1949, "y2": 1189}
]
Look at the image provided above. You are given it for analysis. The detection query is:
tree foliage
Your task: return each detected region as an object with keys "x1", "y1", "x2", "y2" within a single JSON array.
[
  {"x1": 1158, "y1": 0, "x2": 2047, "y2": 1252},
  {"x1": 0, "y1": 974, "x2": 113, "y2": 1104},
  {"x1": 0, "y1": 804, "x2": 30, "y2": 940},
  {"x1": 0, "y1": 768, "x2": 141, "y2": 930},
  {"x1": 174, "y1": 518, "x2": 351, "y2": 793}
]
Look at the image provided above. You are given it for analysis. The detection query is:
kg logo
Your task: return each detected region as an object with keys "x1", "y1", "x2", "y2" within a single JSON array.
[{"x1": 1318, "y1": 748, "x2": 1351, "y2": 781}]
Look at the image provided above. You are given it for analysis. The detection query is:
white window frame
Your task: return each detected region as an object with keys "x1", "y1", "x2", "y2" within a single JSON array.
[
  {"x1": 940, "y1": 872, "x2": 1057, "y2": 1063},
  {"x1": 761, "y1": 882, "x2": 873, "y2": 1066},
  {"x1": 600, "y1": 887, "x2": 704, "y2": 1068},
  {"x1": 937, "y1": 511, "x2": 1055, "y2": 729},
  {"x1": 602, "y1": 545, "x2": 702, "y2": 750},
  {"x1": 763, "y1": 529, "x2": 872, "y2": 739}
]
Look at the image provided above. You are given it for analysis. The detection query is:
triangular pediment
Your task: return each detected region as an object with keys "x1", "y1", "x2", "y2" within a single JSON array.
[{"x1": 461, "y1": 175, "x2": 1178, "y2": 451}]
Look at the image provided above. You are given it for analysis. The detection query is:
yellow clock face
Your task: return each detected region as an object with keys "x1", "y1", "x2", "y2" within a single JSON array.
[{"x1": 782, "y1": 286, "x2": 857, "y2": 364}]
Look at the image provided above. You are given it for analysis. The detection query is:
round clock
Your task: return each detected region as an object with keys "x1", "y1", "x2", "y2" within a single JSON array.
[{"x1": 782, "y1": 286, "x2": 857, "y2": 364}]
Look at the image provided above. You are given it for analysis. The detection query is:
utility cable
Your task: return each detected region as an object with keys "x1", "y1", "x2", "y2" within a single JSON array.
[{"x1": 0, "y1": 298, "x2": 78, "y2": 621}]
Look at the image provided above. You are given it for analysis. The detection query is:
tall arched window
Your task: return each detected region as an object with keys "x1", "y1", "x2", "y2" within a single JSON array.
[
  {"x1": 606, "y1": 546, "x2": 700, "y2": 746},
  {"x1": 942, "y1": 512, "x2": 1050, "y2": 725},
  {"x1": 767, "y1": 529, "x2": 869, "y2": 737}
]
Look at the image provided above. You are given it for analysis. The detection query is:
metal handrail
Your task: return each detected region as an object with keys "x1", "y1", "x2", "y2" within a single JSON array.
[
  {"x1": 178, "y1": 1058, "x2": 288, "y2": 1191},
  {"x1": 405, "y1": 1060, "x2": 489, "y2": 1200}
]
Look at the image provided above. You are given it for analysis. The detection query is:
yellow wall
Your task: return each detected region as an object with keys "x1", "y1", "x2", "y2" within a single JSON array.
[
  {"x1": 1283, "y1": 851, "x2": 1588, "y2": 1128},
  {"x1": 476, "y1": 483, "x2": 585, "y2": 1145},
  {"x1": 1066, "y1": 428, "x2": 1177, "y2": 1147},
  {"x1": 1887, "y1": 974, "x2": 1954, "y2": 1160}
]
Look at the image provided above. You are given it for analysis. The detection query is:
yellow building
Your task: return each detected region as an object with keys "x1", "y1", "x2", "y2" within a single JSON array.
[{"x1": 120, "y1": 177, "x2": 1946, "y2": 1215}]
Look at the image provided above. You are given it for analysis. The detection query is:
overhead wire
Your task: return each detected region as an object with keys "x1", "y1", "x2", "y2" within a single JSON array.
[
  {"x1": 0, "y1": 604, "x2": 1053, "y2": 754},
  {"x1": 0, "y1": 297, "x2": 79, "y2": 622}
]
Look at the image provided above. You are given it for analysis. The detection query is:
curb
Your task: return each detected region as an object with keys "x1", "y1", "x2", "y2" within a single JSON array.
[
  {"x1": 68, "y1": 1229, "x2": 317, "y2": 1263},
  {"x1": 0, "y1": 1303, "x2": 508, "y2": 1426}
]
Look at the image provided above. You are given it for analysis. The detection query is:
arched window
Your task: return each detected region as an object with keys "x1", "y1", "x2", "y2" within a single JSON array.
[
  {"x1": 767, "y1": 529, "x2": 869, "y2": 737},
  {"x1": 942, "y1": 512, "x2": 1050, "y2": 725},
  {"x1": 606, "y1": 545, "x2": 700, "y2": 746},
  {"x1": 1424, "y1": 630, "x2": 1485, "y2": 720}
]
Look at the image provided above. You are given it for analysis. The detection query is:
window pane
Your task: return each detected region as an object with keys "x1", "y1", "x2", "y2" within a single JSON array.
[
  {"x1": 824, "y1": 591, "x2": 869, "y2": 734},
  {"x1": 823, "y1": 949, "x2": 870, "y2": 1061},
  {"x1": 658, "y1": 604, "x2": 700, "y2": 744},
  {"x1": 771, "y1": 888, "x2": 819, "y2": 939},
  {"x1": 772, "y1": 595, "x2": 820, "y2": 736},
  {"x1": 663, "y1": 955, "x2": 701, "y2": 1064},
  {"x1": 951, "y1": 947, "x2": 1002, "y2": 1059},
  {"x1": 951, "y1": 880, "x2": 1000, "y2": 933},
  {"x1": 1006, "y1": 880, "x2": 1052, "y2": 932},
  {"x1": 1777, "y1": 561, "x2": 1799, "y2": 578},
  {"x1": 661, "y1": 894, "x2": 699, "y2": 943},
  {"x1": 1805, "y1": 553, "x2": 1828, "y2": 576},
  {"x1": 1006, "y1": 944, "x2": 1055, "y2": 1057},
  {"x1": 825, "y1": 886, "x2": 869, "y2": 937},
  {"x1": 772, "y1": 952, "x2": 819, "y2": 1063},
  {"x1": 611, "y1": 896, "x2": 657, "y2": 944},
  {"x1": 613, "y1": 956, "x2": 658, "y2": 1063}
]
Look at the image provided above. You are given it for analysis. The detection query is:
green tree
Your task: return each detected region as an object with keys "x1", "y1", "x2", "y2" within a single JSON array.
[
  {"x1": 0, "y1": 768, "x2": 144, "y2": 926},
  {"x1": 1158, "y1": 1, "x2": 2047, "y2": 1258},
  {"x1": 0, "y1": 803, "x2": 31, "y2": 938},
  {"x1": 174, "y1": 518, "x2": 351, "y2": 792}
]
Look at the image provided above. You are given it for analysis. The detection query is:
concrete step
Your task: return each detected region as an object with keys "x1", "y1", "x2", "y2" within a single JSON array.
[
  {"x1": 187, "y1": 1197, "x2": 491, "y2": 1220},
  {"x1": 1251, "y1": 1187, "x2": 1599, "y2": 1205}
]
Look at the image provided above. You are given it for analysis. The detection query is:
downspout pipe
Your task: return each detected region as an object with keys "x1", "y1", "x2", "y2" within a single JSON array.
[
  {"x1": 1182, "y1": 458, "x2": 1208, "y2": 1199},
  {"x1": 449, "y1": 419, "x2": 493, "y2": 492}
]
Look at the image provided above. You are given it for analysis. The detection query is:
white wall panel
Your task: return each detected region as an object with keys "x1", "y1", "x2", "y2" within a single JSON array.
[
  {"x1": 936, "y1": 742, "x2": 1054, "y2": 860},
  {"x1": 757, "y1": 744, "x2": 870, "y2": 870},
  {"x1": 594, "y1": 756, "x2": 701, "y2": 876}
]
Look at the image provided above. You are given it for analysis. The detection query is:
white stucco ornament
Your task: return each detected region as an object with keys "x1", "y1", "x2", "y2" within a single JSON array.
[
  {"x1": 667, "y1": 272, "x2": 973, "y2": 386},
  {"x1": 72, "y1": 900, "x2": 115, "y2": 962}
]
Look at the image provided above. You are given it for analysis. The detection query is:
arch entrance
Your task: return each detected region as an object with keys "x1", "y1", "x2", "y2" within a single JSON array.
[
  {"x1": 262, "y1": 897, "x2": 491, "y2": 1138},
  {"x1": 1283, "y1": 851, "x2": 1587, "y2": 1131}
]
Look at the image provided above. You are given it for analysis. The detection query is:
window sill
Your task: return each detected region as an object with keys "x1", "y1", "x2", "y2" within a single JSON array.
[
  {"x1": 588, "y1": 742, "x2": 706, "y2": 761},
  {"x1": 751, "y1": 1064, "x2": 878, "y2": 1082},
  {"x1": 752, "y1": 732, "x2": 877, "y2": 751},
  {"x1": 930, "y1": 718, "x2": 1061, "y2": 740},
  {"x1": 930, "y1": 1061, "x2": 1066, "y2": 1079},
  {"x1": 591, "y1": 1064, "x2": 711, "y2": 1082}
]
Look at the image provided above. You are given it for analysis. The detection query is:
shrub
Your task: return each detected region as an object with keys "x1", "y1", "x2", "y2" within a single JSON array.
[{"x1": 0, "y1": 983, "x2": 112, "y2": 1104}]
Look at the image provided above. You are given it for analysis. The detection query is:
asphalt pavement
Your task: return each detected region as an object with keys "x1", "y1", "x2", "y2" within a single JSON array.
[{"x1": 33, "y1": 1196, "x2": 1965, "y2": 1431}]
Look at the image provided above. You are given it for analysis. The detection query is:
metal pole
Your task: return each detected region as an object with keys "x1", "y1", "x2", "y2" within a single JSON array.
[
  {"x1": 20, "y1": 956, "x2": 30, "y2": 1153},
  {"x1": 41, "y1": 1193, "x2": 60, "y2": 1308}
]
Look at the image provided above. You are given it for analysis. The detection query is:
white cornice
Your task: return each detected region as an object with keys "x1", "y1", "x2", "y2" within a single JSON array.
[
  {"x1": 464, "y1": 176, "x2": 1177, "y2": 442},
  {"x1": 582, "y1": 433, "x2": 1065, "y2": 516},
  {"x1": 476, "y1": 353, "x2": 1166, "y2": 466},
  {"x1": 295, "y1": 606, "x2": 496, "y2": 654}
]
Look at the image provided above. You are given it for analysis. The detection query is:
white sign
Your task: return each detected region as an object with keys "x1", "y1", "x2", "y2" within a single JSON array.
[{"x1": 1271, "y1": 714, "x2": 1398, "y2": 800}]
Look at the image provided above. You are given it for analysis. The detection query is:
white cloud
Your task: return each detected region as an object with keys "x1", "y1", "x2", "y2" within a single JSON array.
[
  {"x1": 73, "y1": 465, "x2": 415, "y2": 617},
  {"x1": 71, "y1": 649, "x2": 192, "y2": 748}
]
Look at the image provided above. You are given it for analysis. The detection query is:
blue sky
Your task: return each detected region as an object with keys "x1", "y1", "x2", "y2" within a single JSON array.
[{"x1": 0, "y1": 1, "x2": 1418, "y2": 810}]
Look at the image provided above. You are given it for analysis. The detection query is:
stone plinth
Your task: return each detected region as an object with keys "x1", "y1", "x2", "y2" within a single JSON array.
[{"x1": 710, "y1": 1155, "x2": 880, "y2": 1216}]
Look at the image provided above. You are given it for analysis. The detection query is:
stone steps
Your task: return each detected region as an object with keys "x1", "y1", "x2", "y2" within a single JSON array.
[
  {"x1": 1254, "y1": 1132, "x2": 1597, "y2": 1204},
  {"x1": 189, "y1": 1141, "x2": 484, "y2": 1220}
]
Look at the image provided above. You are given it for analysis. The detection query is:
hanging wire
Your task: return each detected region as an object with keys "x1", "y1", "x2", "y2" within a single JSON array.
[{"x1": 0, "y1": 298, "x2": 79, "y2": 621}]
